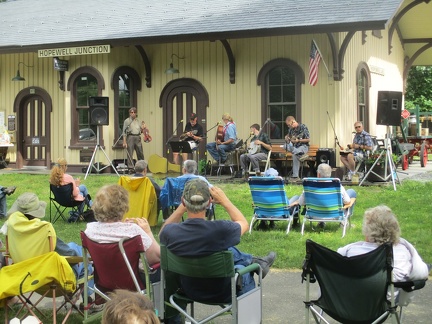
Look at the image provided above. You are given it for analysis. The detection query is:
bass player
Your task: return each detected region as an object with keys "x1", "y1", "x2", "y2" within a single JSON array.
[
  {"x1": 206, "y1": 113, "x2": 237, "y2": 164},
  {"x1": 173, "y1": 113, "x2": 204, "y2": 165},
  {"x1": 284, "y1": 116, "x2": 310, "y2": 182},
  {"x1": 240, "y1": 123, "x2": 272, "y2": 178}
]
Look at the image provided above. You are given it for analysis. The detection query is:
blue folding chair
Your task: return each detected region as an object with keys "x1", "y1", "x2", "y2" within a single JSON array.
[
  {"x1": 160, "y1": 177, "x2": 215, "y2": 220},
  {"x1": 301, "y1": 177, "x2": 355, "y2": 237},
  {"x1": 248, "y1": 176, "x2": 299, "y2": 234}
]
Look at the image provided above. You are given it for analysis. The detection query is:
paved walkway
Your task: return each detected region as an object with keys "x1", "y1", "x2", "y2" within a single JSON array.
[{"x1": 192, "y1": 269, "x2": 431, "y2": 323}]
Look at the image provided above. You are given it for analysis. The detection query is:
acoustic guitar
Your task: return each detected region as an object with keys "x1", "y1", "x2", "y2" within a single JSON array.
[{"x1": 179, "y1": 129, "x2": 198, "y2": 141}]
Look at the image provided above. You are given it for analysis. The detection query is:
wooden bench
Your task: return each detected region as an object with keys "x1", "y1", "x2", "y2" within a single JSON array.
[{"x1": 270, "y1": 144, "x2": 319, "y2": 177}]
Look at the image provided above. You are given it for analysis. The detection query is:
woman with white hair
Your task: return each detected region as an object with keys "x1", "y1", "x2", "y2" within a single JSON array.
[{"x1": 338, "y1": 205, "x2": 429, "y2": 305}]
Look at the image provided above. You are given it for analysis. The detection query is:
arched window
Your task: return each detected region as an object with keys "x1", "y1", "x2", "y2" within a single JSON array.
[
  {"x1": 356, "y1": 62, "x2": 371, "y2": 131},
  {"x1": 111, "y1": 66, "x2": 141, "y2": 148},
  {"x1": 258, "y1": 59, "x2": 304, "y2": 140},
  {"x1": 67, "y1": 67, "x2": 105, "y2": 148}
]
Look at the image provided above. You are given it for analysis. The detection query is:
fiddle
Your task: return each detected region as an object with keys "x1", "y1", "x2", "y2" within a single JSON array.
[{"x1": 142, "y1": 122, "x2": 152, "y2": 143}]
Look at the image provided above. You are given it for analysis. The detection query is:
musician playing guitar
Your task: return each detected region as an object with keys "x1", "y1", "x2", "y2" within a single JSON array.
[
  {"x1": 240, "y1": 123, "x2": 272, "y2": 177},
  {"x1": 206, "y1": 113, "x2": 237, "y2": 164},
  {"x1": 340, "y1": 121, "x2": 373, "y2": 180},
  {"x1": 283, "y1": 116, "x2": 310, "y2": 182},
  {"x1": 173, "y1": 113, "x2": 204, "y2": 165}
]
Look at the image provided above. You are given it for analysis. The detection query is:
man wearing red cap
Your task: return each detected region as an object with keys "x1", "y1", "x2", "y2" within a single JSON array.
[{"x1": 173, "y1": 113, "x2": 203, "y2": 165}]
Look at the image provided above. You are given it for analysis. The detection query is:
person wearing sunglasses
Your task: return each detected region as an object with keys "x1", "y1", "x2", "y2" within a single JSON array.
[{"x1": 340, "y1": 121, "x2": 373, "y2": 180}]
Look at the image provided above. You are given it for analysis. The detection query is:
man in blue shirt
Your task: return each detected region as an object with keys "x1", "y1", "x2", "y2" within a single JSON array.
[{"x1": 206, "y1": 113, "x2": 237, "y2": 164}]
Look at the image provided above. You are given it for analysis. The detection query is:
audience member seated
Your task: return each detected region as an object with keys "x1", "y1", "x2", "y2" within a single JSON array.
[
  {"x1": 293, "y1": 163, "x2": 357, "y2": 226},
  {"x1": 84, "y1": 184, "x2": 160, "y2": 282},
  {"x1": 102, "y1": 289, "x2": 159, "y2": 324},
  {"x1": 50, "y1": 157, "x2": 92, "y2": 214},
  {"x1": 159, "y1": 179, "x2": 276, "y2": 303},
  {"x1": 0, "y1": 192, "x2": 95, "y2": 308},
  {"x1": 133, "y1": 159, "x2": 161, "y2": 214},
  {"x1": 160, "y1": 160, "x2": 212, "y2": 219},
  {"x1": 0, "y1": 185, "x2": 16, "y2": 220},
  {"x1": 338, "y1": 205, "x2": 429, "y2": 305}
]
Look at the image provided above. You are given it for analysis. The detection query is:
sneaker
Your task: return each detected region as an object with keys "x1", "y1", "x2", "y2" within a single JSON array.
[
  {"x1": 256, "y1": 171, "x2": 262, "y2": 176},
  {"x1": 317, "y1": 222, "x2": 326, "y2": 228},
  {"x1": 346, "y1": 171, "x2": 354, "y2": 181},
  {"x1": 299, "y1": 154, "x2": 310, "y2": 162},
  {"x1": 252, "y1": 252, "x2": 276, "y2": 279},
  {"x1": 257, "y1": 221, "x2": 268, "y2": 231},
  {"x1": 79, "y1": 297, "x2": 104, "y2": 314},
  {"x1": 1, "y1": 186, "x2": 16, "y2": 196},
  {"x1": 290, "y1": 177, "x2": 301, "y2": 183}
]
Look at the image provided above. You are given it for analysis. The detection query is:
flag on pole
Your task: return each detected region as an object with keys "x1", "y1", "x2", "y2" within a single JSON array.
[{"x1": 308, "y1": 40, "x2": 321, "y2": 86}]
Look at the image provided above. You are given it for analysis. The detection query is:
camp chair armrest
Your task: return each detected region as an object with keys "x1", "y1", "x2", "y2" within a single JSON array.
[
  {"x1": 65, "y1": 256, "x2": 84, "y2": 265},
  {"x1": 394, "y1": 278, "x2": 428, "y2": 292},
  {"x1": 236, "y1": 263, "x2": 260, "y2": 276},
  {"x1": 342, "y1": 197, "x2": 356, "y2": 210},
  {"x1": 289, "y1": 201, "x2": 300, "y2": 207}
]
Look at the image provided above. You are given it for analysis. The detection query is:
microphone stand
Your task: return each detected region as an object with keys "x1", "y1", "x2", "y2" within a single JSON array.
[
  {"x1": 326, "y1": 111, "x2": 343, "y2": 151},
  {"x1": 165, "y1": 120, "x2": 183, "y2": 172}
]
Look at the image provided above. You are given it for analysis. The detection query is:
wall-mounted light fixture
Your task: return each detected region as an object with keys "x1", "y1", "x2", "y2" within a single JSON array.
[
  {"x1": 165, "y1": 54, "x2": 185, "y2": 74},
  {"x1": 12, "y1": 62, "x2": 34, "y2": 81}
]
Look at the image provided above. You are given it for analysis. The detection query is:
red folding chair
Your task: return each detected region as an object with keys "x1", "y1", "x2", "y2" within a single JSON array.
[{"x1": 80, "y1": 232, "x2": 160, "y2": 321}]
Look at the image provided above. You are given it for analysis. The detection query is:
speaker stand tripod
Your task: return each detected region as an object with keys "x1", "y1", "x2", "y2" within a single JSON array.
[
  {"x1": 84, "y1": 126, "x2": 119, "y2": 179},
  {"x1": 359, "y1": 127, "x2": 399, "y2": 191}
]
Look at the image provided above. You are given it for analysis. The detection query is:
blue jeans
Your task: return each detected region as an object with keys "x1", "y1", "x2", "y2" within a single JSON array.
[
  {"x1": 228, "y1": 247, "x2": 255, "y2": 295},
  {"x1": 0, "y1": 186, "x2": 6, "y2": 218},
  {"x1": 55, "y1": 240, "x2": 94, "y2": 296},
  {"x1": 206, "y1": 142, "x2": 235, "y2": 163},
  {"x1": 346, "y1": 189, "x2": 357, "y2": 215}
]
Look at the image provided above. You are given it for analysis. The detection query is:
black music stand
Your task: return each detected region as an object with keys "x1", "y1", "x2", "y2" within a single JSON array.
[{"x1": 169, "y1": 141, "x2": 194, "y2": 154}]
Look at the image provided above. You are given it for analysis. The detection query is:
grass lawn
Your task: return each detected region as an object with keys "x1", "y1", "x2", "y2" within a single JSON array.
[
  {"x1": 1, "y1": 172, "x2": 431, "y2": 269},
  {"x1": 1, "y1": 172, "x2": 431, "y2": 323}
]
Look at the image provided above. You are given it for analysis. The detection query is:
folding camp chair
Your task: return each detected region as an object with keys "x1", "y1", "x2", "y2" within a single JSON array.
[
  {"x1": 0, "y1": 251, "x2": 78, "y2": 324},
  {"x1": 49, "y1": 183, "x2": 85, "y2": 224},
  {"x1": 80, "y1": 232, "x2": 160, "y2": 321},
  {"x1": 248, "y1": 150, "x2": 272, "y2": 175},
  {"x1": 301, "y1": 177, "x2": 356, "y2": 237},
  {"x1": 302, "y1": 240, "x2": 400, "y2": 324},
  {"x1": 159, "y1": 244, "x2": 262, "y2": 324},
  {"x1": 248, "y1": 176, "x2": 299, "y2": 234},
  {"x1": 160, "y1": 177, "x2": 215, "y2": 221},
  {"x1": 118, "y1": 175, "x2": 158, "y2": 226},
  {"x1": 2, "y1": 220, "x2": 85, "y2": 324}
]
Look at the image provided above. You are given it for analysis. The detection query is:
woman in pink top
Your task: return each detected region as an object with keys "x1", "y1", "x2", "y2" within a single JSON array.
[{"x1": 50, "y1": 157, "x2": 92, "y2": 213}]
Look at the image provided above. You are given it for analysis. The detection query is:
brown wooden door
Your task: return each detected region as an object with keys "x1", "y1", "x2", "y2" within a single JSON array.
[{"x1": 19, "y1": 95, "x2": 50, "y2": 167}]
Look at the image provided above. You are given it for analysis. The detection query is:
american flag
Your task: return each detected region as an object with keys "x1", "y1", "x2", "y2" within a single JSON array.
[{"x1": 308, "y1": 40, "x2": 321, "y2": 86}]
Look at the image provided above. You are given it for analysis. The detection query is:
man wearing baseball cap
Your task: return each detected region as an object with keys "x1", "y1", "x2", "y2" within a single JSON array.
[
  {"x1": 173, "y1": 112, "x2": 204, "y2": 165},
  {"x1": 160, "y1": 179, "x2": 275, "y2": 302}
]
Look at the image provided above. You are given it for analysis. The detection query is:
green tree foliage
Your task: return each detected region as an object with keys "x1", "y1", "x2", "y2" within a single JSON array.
[{"x1": 405, "y1": 66, "x2": 432, "y2": 111}]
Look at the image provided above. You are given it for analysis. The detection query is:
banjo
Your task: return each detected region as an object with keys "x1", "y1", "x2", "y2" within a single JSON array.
[{"x1": 248, "y1": 119, "x2": 271, "y2": 154}]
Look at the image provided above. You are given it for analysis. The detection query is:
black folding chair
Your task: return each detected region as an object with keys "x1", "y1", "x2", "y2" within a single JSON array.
[
  {"x1": 49, "y1": 183, "x2": 84, "y2": 223},
  {"x1": 302, "y1": 239, "x2": 401, "y2": 324}
]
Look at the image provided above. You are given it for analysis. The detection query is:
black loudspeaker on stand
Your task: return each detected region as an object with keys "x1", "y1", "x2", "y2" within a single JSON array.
[
  {"x1": 89, "y1": 96, "x2": 109, "y2": 126},
  {"x1": 315, "y1": 148, "x2": 336, "y2": 168},
  {"x1": 376, "y1": 91, "x2": 402, "y2": 126}
]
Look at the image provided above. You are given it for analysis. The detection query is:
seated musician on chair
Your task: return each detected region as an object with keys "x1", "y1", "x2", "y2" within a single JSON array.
[
  {"x1": 206, "y1": 113, "x2": 237, "y2": 165},
  {"x1": 173, "y1": 112, "x2": 203, "y2": 165},
  {"x1": 240, "y1": 123, "x2": 272, "y2": 178},
  {"x1": 340, "y1": 121, "x2": 373, "y2": 181},
  {"x1": 283, "y1": 116, "x2": 310, "y2": 182}
]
